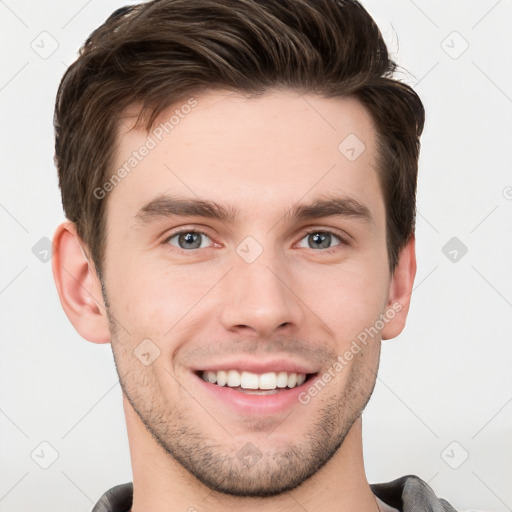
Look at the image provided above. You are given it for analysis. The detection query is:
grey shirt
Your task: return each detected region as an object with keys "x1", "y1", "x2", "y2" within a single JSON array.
[
  {"x1": 371, "y1": 475, "x2": 458, "y2": 511},
  {"x1": 91, "y1": 474, "x2": 458, "y2": 511}
]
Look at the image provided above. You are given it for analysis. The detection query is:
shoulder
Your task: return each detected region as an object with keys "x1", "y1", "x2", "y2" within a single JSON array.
[
  {"x1": 371, "y1": 474, "x2": 458, "y2": 512},
  {"x1": 91, "y1": 482, "x2": 133, "y2": 512}
]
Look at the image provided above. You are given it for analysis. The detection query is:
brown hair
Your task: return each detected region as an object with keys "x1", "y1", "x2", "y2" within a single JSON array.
[{"x1": 54, "y1": 0, "x2": 424, "y2": 280}]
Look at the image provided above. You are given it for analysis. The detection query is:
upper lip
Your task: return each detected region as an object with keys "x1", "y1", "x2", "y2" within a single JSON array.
[{"x1": 192, "y1": 358, "x2": 319, "y2": 375}]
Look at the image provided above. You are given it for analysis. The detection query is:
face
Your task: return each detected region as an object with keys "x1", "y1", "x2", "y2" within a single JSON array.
[{"x1": 101, "y1": 89, "x2": 395, "y2": 496}]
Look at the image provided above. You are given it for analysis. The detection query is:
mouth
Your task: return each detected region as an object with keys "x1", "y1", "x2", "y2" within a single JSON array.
[
  {"x1": 192, "y1": 367, "x2": 319, "y2": 416},
  {"x1": 194, "y1": 369, "x2": 318, "y2": 395}
]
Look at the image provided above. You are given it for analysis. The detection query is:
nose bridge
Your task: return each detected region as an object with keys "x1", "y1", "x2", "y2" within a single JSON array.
[{"x1": 219, "y1": 235, "x2": 303, "y2": 336}]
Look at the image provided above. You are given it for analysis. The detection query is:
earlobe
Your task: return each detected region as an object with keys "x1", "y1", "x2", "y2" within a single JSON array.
[
  {"x1": 51, "y1": 221, "x2": 111, "y2": 344},
  {"x1": 381, "y1": 235, "x2": 417, "y2": 340}
]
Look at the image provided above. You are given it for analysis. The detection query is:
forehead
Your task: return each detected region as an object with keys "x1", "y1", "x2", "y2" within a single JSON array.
[{"x1": 108, "y1": 89, "x2": 383, "y2": 227}]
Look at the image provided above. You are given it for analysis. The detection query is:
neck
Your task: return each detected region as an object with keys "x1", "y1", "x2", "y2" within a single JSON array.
[{"x1": 125, "y1": 396, "x2": 377, "y2": 512}]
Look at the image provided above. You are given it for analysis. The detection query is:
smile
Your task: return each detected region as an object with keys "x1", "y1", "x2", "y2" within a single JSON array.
[
  {"x1": 192, "y1": 367, "x2": 319, "y2": 415},
  {"x1": 198, "y1": 369, "x2": 314, "y2": 393}
]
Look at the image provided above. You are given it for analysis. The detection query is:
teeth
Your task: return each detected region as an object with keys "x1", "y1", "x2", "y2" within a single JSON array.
[
  {"x1": 287, "y1": 372, "x2": 297, "y2": 388},
  {"x1": 240, "y1": 371, "x2": 259, "y2": 389},
  {"x1": 276, "y1": 371, "x2": 288, "y2": 388},
  {"x1": 200, "y1": 369, "x2": 310, "y2": 390},
  {"x1": 227, "y1": 369, "x2": 241, "y2": 387},
  {"x1": 216, "y1": 370, "x2": 227, "y2": 386},
  {"x1": 259, "y1": 372, "x2": 277, "y2": 390}
]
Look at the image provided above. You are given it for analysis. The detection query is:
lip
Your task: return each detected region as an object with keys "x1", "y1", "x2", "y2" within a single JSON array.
[
  {"x1": 191, "y1": 357, "x2": 318, "y2": 375},
  {"x1": 192, "y1": 370, "x2": 318, "y2": 416}
]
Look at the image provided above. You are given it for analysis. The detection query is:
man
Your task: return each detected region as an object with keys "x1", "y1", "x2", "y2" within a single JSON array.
[{"x1": 51, "y1": 0, "x2": 458, "y2": 510}]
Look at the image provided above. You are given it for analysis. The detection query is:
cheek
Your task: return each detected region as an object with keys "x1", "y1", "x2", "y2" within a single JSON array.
[
  {"x1": 110, "y1": 262, "x2": 210, "y2": 340},
  {"x1": 310, "y1": 262, "x2": 389, "y2": 343}
]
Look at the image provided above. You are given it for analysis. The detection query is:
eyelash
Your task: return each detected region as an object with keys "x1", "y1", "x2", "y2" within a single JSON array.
[{"x1": 163, "y1": 228, "x2": 349, "y2": 254}]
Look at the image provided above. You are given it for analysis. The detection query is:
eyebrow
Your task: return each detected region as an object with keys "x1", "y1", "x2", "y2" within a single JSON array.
[{"x1": 133, "y1": 194, "x2": 373, "y2": 227}]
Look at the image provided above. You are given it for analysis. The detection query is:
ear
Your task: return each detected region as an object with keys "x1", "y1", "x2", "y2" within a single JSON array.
[
  {"x1": 381, "y1": 235, "x2": 417, "y2": 340},
  {"x1": 51, "y1": 221, "x2": 111, "y2": 344}
]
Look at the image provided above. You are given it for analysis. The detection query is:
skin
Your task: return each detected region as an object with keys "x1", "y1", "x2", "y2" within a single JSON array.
[{"x1": 52, "y1": 89, "x2": 416, "y2": 512}]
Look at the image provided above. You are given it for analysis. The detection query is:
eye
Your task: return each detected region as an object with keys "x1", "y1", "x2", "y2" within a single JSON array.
[
  {"x1": 163, "y1": 228, "x2": 347, "y2": 254},
  {"x1": 297, "y1": 229, "x2": 345, "y2": 250},
  {"x1": 165, "y1": 230, "x2": 213, "y2": 251}
]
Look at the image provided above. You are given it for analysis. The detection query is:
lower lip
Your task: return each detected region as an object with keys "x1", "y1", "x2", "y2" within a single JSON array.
[{"x1": 193, "y1": 372, "x2": 317, "y2": 415}]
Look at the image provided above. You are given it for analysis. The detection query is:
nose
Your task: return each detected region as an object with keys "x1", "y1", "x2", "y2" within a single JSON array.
[{"x1": 219, "y1": 243, "x2": 304, "y2": 338}]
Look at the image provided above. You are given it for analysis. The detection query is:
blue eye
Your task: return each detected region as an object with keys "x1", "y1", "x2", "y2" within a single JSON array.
[
  {"x1": 164, "y1": 228, "x2": 347, "y2": 254},
  {"x1": 297, "y1": 230, "x2": 344, "y2": 250},
  {"x1": 166, "y1": 230, "x2": 213, "y2": 250}
]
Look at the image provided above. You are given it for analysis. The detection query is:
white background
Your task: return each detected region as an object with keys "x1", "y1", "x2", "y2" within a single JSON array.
[{"x1": 1, "y1": 1, "x2": 511, "y2": 511}]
